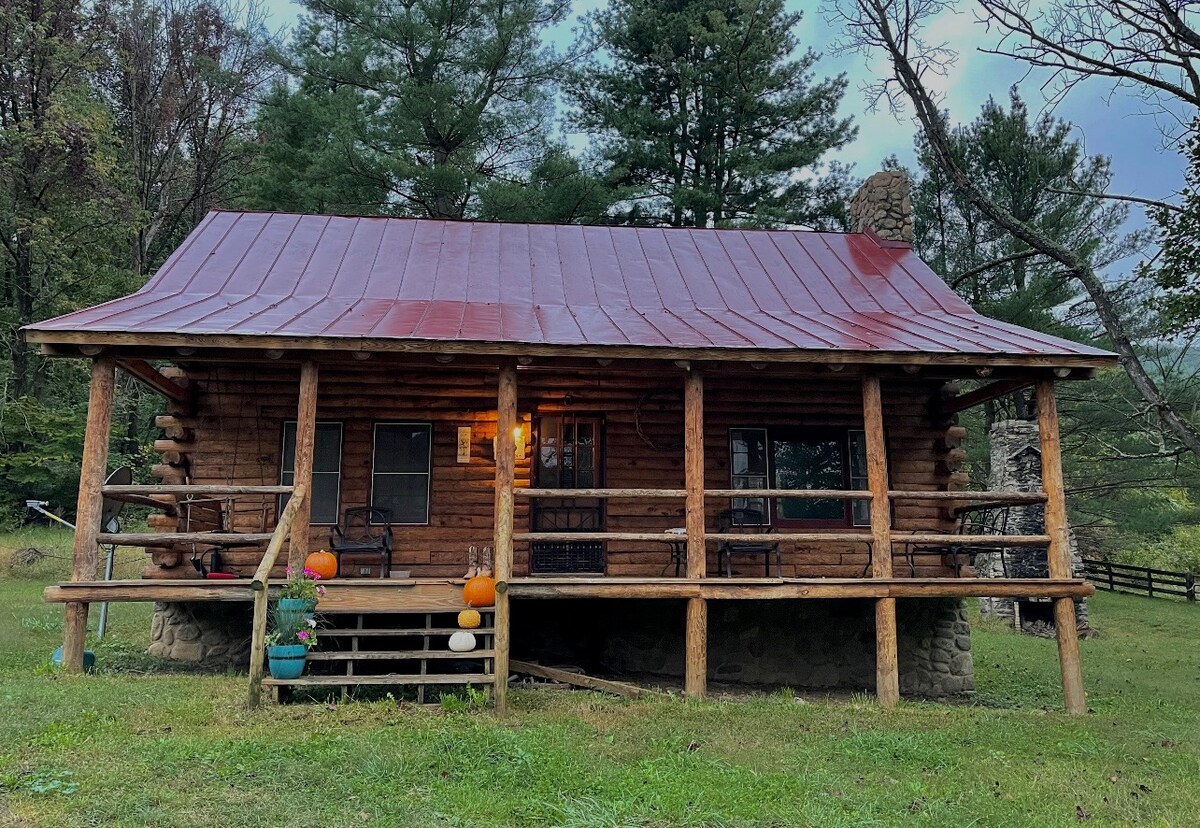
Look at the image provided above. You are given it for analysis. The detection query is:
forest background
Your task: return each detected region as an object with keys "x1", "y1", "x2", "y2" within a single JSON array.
[{"x1": 3, "y1": 0, "x2": 1199, "y2": 572}]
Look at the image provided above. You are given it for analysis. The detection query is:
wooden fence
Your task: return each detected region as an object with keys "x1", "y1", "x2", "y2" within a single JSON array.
[{"x1": 1082, "y1": 558, "x2": 1197, "y2": 602}]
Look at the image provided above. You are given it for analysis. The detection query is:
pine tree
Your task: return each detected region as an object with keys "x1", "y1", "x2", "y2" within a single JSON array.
[
  {"x1": 569, "y1": 0, "x2": 855, "y2": 228},
  {"x1": 256, "y1": 0, "x2": 573, "y2": 219}
]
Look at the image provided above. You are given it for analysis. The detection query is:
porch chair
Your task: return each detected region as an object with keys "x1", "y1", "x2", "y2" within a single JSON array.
[
  {"x1": 329, "y1": 507, "x2": 393, "y2": 578},
  {"x1": 904, "y1": 502, "x2": 1018, "y2": 577},
  {"x1": 716, "y1": 508, "x2": 781, "y2": 577}
]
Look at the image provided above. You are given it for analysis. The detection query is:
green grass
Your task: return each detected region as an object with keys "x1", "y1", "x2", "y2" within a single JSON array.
[{"x1": 2, "y1": 528, "x2": 1199, "y2": 826}]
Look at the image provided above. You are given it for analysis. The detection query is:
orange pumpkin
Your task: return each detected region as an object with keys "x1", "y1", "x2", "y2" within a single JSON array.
[
  {"x1": 462, "y1": 575, "x2": 496, "y2": 608},
  {"x1": 304, "y1": 550, "x2": 338, "y2": 580}
]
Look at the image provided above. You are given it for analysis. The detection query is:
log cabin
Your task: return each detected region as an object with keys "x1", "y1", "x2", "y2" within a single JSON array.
[{"x1": 26, "y1": 172, "x2": 1112, "y2": 711}]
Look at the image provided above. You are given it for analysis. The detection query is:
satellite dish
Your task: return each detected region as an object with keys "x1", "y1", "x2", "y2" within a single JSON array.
[{"x1": 101, "y1": 466, "x2": 132, "y2": 533}]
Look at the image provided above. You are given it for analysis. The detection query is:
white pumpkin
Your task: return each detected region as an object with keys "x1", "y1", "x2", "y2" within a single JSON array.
[{"x1": 448, "y1": 631, "x2": 477, "y2": 653}]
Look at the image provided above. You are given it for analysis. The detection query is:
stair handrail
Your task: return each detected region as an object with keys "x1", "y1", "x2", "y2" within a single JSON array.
[{"x1": 247, "y1": 483, "x2": 308, "y2": 708}]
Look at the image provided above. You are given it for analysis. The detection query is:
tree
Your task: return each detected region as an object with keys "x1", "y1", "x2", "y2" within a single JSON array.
[
  {"x1": 105, "y1": 0, "x2": 276, "y2": 276},
  {"x1": 570, "y1": 0, "x2": 855, "y2": 228},
  {"x1": 910, "y1": 90, "x2": 1141, "y2": 419},
  {"x1": 261, "y1": 0, "x2": 573, "y2": 219},
  {"x1": 1146, "y1": 124, "x2": 1200, "y2": 335},
  {"x1": 478, "y1": 147, "x2": 616, "y2": 224},
  {"x1": 0, "y1": 0, "x2": 134, "y2": 399},
  {"x1": 832, "y1": 0, "x2": 1200, "y2": 460}
]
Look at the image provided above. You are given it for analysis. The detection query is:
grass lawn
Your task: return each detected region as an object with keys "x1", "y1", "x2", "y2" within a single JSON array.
[{"x1": 2, "y1": 527, "x2": 1199, "y2": 827}]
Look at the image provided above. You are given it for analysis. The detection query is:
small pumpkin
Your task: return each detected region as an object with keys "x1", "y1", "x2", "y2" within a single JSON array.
[
  {"x1": 462, "y1": 575, "x2": 497, "y2": 608},
  {"x1": 457, "y1": 609, "x2": 482, "y2": 629},
  {"x1": 304, "y1": 550, "x2": 338, "y2": 580},
  {"x1": 448, "y1": 631, "x2": 477, "y2": 652}
]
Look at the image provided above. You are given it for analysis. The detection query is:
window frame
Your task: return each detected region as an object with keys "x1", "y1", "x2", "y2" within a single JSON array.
[
  {"x1": 728, "y1": 426, "x2": 878, "y2": 529},
  {"x1": 279, "y1": 420, "x2": 344, "y2": 526},
  {"x1": 370, "y1": 421, "x2": 434, "y2": 526}
]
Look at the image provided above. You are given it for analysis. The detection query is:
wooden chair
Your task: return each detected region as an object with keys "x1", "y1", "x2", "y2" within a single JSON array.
[
  {"x1": 329, "y1": 507, "x2": 393, "y2": 578},
  {"x1": 717, "y1": 508, "x2": 781, "y2": 577}
]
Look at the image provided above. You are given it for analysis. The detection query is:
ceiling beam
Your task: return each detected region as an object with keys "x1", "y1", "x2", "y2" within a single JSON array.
[
  {"x1": 940, "y1": 378, "x2": 1033, "y2": 415},
  {"x1": 117, "y1": 359, "x2": 191, "y2": 404}
]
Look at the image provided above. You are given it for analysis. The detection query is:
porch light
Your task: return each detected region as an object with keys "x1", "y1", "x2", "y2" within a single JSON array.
[{"x1": 492, "y1": 424, "x2": 526, "y2": 461}]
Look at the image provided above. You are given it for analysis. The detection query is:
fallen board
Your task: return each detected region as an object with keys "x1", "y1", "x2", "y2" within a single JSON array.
[{"x1": 510, "y1": 660, "x2": 662, "y2": 699}]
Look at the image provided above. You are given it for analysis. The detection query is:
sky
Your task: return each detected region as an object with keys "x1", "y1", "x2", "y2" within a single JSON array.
[{"x1": 261, "y1": 0, "x2": 1188, "y2": 219}]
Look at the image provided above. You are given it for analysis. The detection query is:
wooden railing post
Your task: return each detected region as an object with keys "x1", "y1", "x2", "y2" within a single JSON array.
[
  {"x1": 683, "y1": 365, "x2": 707, "y2": 698},
  {"x1": 1036, "y1": 379, "x2": 1087, "y2": 715},
  {"x1": 62, "y1": 357, "x2": 116, "y2": 673},
  {"x1": 493, "y1": 363, "x2": 517, "y2": 714},
  {"x1": 247, "y1": 483, "x2": 307, "y2": 709},
  {"x1": 863, "y1": 374, "x2": 898, "y2": 708},
  {"x1": 288, "y1": 360, "x2": 318, "y2": 571}
]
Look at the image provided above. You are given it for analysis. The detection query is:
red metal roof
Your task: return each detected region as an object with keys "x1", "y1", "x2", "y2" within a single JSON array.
[{"x1": 28, "y1": 210, "x2": 1113, "y2": 361}]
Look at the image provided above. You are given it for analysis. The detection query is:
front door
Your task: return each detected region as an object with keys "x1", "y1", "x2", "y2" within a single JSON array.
[{"x1": 531, "y1": 414, "x2": 605, "y2": 573}]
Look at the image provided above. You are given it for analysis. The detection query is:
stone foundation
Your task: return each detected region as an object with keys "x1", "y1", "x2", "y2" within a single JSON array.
[
  {"x1": 979, "y1": 419, "x2": 1089, "y2": 631},
  {"x1": 512, "y1": 598, "x2": 974, "y2": 697},
  {"x1": 148, "y1": 602, "x2": 253, "y2": 668}
]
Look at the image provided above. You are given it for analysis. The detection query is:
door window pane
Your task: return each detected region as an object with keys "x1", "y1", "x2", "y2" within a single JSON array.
[
  {"x1": 848, "y1": 430, "x2": 870, "y2": 526},
  {"x1": 730, "y1": 428, "x2": 769, "y2": 517}
]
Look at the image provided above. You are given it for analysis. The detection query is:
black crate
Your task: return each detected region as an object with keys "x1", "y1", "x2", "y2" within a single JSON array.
[{"x1": 530, "y1": 540, "x2": 605, "y2": 574}]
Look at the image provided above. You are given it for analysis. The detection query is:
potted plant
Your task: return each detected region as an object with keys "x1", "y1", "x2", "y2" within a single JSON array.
[
  {"x1": 266, "y1": 612, "x2": 318, "y2": 679},
  {"x1": 275, "y1": 566, "x2": 326, "y2": 629}
]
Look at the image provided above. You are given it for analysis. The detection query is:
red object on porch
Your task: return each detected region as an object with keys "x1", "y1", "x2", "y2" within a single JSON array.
[{"x1": 28, "y1": 211, "x2": 1107, "y2": 359}]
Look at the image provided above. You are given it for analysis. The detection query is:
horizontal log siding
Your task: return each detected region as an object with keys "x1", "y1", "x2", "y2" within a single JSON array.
[{"x1": 145, "y1": 363, "x2": 958, "y2": 579}]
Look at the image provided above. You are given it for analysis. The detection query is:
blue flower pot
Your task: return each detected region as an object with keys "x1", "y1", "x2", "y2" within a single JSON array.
[
  {"x1": 275, "y1": 597, "x2": 317, "y2": 629},
  {"x1": 267, "y1": 644, "x2": 308, "y2": 679}
]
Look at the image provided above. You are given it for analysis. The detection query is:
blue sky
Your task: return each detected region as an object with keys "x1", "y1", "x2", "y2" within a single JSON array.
[{"x1": 262, "y1": 0, "x2": 1187, "y2": 218}]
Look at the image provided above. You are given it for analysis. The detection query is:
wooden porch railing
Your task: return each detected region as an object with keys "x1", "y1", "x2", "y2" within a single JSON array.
[
  {"x1": 247, "y1": 482, "x2": 308, "y2": 709},
  {"x1": 511, "y1": 488, "x2": 1051, "y2": 552}
]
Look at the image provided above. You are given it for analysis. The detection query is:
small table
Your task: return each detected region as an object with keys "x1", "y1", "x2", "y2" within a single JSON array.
[{"x1": 663, "y1": 528, "x2": 687, "y2": 577}]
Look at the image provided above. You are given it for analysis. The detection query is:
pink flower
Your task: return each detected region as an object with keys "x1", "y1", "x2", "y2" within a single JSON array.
[
  {"x1": 297, "y1": 630, "x2": 310, "y2": 640},
  {"x1": 303, "y1": 567, "x2": 320, "y2": 580}
]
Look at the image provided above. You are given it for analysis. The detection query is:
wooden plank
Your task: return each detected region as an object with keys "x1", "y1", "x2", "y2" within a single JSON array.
[
  {"x1": 1037, "y1": 379, "x2": 1087, "y2": 715},
  {"x1": 28, "y1": 328, "x2": 1117, "y2": 370},
  {"x1": 888, "y1": 490, "x2": 1047, "y2": 503},
  {"x1": 320, "y1": 627, "x2": 495, "y2": 637},
  {"x1": 941, "y1": 378, "x2": 1032, "y2": 415},
  {"x1": 288, "y1": 360, "x2": 319, "y2": 570},
  {"x1": 46, "y1": 581, "x2": 258, "y2": 603},
  {"x1": 684, "y1": 369, "x2": 705, "y2": 578},
  {"x1": 308, "y1": 650, "x2": 496, "y2": 660},
  {"x1": 103, "y1": 485, "x2": 293, "y2": 495},
  {"x1": 101, "y1": 491, "x2": 178, "y2": 514},
  {"x1": 895, "y1": 533, "x2": 1050, "y2": 547},
  {"x1": 97, "y1": 532, "x2": 273, "y2": 547},
  {"x1": 510, "y1": 660, "x2": 659, "y2": 698},
  {"x1": 703, "y1": 488, "x2": 872, "y2": 499},
  {"x1": 685, "y1": 597, "x2": 707, "y2": 698},
  {"x1": 249, "y1": 483, "x2": 307, "y2": 709},
  {"x1": 262, "y1": 673, "x2": 494, "y2": 687},
  {"x1": 493, "y1": 363, "x2": 517, "y2": 715},
  {"x1": 117, "y1": 358, "x2": 191, "y2": 404},
  {"x1": 875, "y1": 597, "x2": 900, "y2": 708},
  {"x1": 516, "y1": 488, "x2": 687, "y2": 498},
  {"x1": 62, "y1": 357, "x2": 116, "y2": 673}
]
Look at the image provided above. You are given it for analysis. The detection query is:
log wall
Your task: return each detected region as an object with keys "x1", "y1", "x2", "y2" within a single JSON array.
[{"x1": 143, "y1": 360, "x2": 963, "y2": 580}]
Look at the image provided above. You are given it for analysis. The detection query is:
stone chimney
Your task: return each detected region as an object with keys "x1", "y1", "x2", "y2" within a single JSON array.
[{"x1": 848, "y1": 170, "x2": 913, "y2": 244}]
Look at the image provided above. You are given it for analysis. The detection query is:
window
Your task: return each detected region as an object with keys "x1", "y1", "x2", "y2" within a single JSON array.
[
  {"x1": 280, "y1": 422, "x2": 343, "y2": 524},
  {"x1": 536, "y1": 415, "x2": 601, "y2": 489},
  {"x1": 729, "y1": 428, "x2": 873, "y2": 527},
  {"x1": 371, "y1": 423, "x2": 432, "y2": 525}
]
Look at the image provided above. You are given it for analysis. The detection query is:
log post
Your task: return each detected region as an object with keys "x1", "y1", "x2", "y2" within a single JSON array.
[
  {"x1": 493, "y1": 363, "x2": 517, "y2": 714},
  {"x1": 683, "y1": 366, "x2": 707, "y2": 697},
  {"x1": 1036, "y1": 379, "x2": 1087, "y2": 715},
  {"x1": 62, "y1": 357, "x2": 117, "y2": 673},
  {"x1": 287, "y1": 360, "x2": 318, "y2": 571},
  {"x1": 863, "y1": 374, "x2": 899, "y2": 708}
]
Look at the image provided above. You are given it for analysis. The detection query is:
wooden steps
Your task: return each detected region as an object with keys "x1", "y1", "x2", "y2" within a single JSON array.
[{"x1": 265, "y1": 608, "x2": 496, "y2": 703}]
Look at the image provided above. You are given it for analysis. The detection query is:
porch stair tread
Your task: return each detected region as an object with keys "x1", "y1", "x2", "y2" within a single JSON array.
[
  {"x1": 263, "y1": 673, "x2": 494, "y2": 687},
  {"x1": 308, "y1": 649, "x2": 495, "y2": 660},
  {"x1": 320, "y1": 627, "x2": 493, "y2": 637}
]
